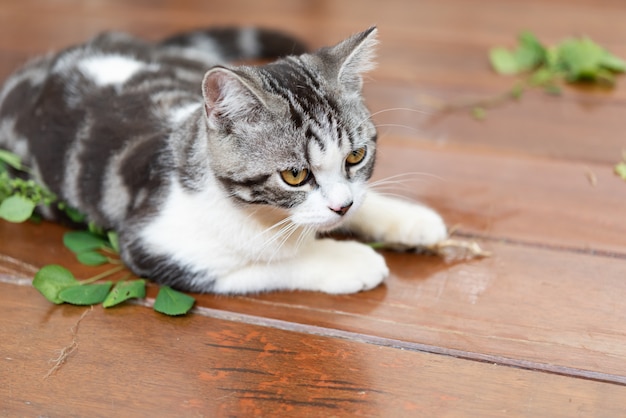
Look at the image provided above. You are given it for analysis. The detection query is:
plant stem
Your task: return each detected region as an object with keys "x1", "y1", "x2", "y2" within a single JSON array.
[
  {"x1": 100, "y1": 246, "x2": 117, "y2": 255},
  {"x1": 80, "y1": 265, "x2": 126, "y2": 285}
]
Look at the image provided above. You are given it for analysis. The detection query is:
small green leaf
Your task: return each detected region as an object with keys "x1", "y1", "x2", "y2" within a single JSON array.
[
  {"x1": 64, "y1": 206, "x2": 86, "y2": 223},
  {"x1": 489, "y1": 47, "x2": 519, "y2": 74},
  {"x1": 154, "y1": 286, "x2": 195, "y2": 316},
  {"x1": 514, "y1": 31, "x2": 546, "y2": 71},
  {"x1": 0, "y1": 195, "x2": 37, "y2": 223},
  {"x1": 471, "y1": 106, "x2": 487, "y2": 120},
  {"x1": 63, "y1": 231, "x2": 108, "y2": 254},
  {"x1": 600, "y1": 53, "x2": 626, "y2": 73},
  {"x1": 557, "y1": 37, "x2": 607, "y2": 81},
  {"x1": 59, "y1": 282, "x2": 113, "y2": 305},
  {"x1": 76, "y1": 251, "x2": 109, "y2": 266},
  {"x1": 87, "y1": 221, "x2": 105, "y2": 237},
  {"x1": 0, "y1": 149, "x2": 22, "y2": 171},
  {"x1": 489, "y1": 31, "x2": 546, "y2": 75},
  {"x1": 529, "y1": 67, "x2": 557, "y2": 87},
  {"x1": 107, "y1": 231, "x2": 120, "y2": 253},
  {"x1": 33, "y1": 265, "x2": 79, "y2": 304},
  {"x1": 103, "y1": 279, "x2": 146, "y2": 308},
  {"x1": 615, "y1": 162, "x2": 626, "y2": 181}
]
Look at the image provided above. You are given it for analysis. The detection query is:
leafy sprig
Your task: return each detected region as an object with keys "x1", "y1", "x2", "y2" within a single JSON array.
[
  {"x1": 0, "y1": 150, "x2": 82, "y2": 223},
  {"x1": 0, "y1": 149, "x2": 195, "y2": 315},
  {"x1": 489, "y1": 31, "x2": 625, "y2": 90},
  {"x1": 34, "y1": 224, "x2": 195, "y2": 315},
  {"x1": 467, "y1": 31, "x2": 626, "y2": 118}
]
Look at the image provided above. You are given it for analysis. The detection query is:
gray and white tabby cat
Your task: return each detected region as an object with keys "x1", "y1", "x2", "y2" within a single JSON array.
[{"x1": 0, "y1": 26, "x2": 446, "y2": 294}]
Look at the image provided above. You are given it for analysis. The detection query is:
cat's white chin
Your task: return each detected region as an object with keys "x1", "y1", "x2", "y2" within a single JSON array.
[{"x1": 293, "y1": 211, "x2": 353, "y2": 232}]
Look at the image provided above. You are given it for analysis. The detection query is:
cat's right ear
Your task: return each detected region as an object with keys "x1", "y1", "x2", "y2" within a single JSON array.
[{"x1": 202, "y1": 67, "x2": 266, "y2": 130}]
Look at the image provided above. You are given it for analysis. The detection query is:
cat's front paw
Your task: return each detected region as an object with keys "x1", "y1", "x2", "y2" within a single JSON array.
[
  {"x1": 386, "y1": 204, "x2": 447, "y2": 247},
  {"x1": 312, "y1": 240, "x2": 389, "y2": 294}
]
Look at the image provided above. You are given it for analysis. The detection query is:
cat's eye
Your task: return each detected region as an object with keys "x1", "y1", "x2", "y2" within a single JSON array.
[
  {"x1": 280, "y1": 168, "x2": 310, "y2": 187},
  {"x1": 346, "y1": 147, "x2": 367, "y2": 166}
]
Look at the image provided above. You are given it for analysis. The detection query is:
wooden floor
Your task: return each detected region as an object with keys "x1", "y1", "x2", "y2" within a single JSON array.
[{"x1": 2, "y1": 0, "x2": 626, "y2": 416}]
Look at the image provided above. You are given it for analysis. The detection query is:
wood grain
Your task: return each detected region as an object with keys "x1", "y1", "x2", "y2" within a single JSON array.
[
  {"x1": 2, "y1": 283, "x2": 625, "y2": 417},
  {"x1": 2, "y1": 0, "x2": 626, "y2": 415}
]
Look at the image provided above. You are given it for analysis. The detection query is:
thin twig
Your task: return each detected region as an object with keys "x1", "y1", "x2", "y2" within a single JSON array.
[{"x1": 43, "y1": 306, "x2": 92, "y2": 379}]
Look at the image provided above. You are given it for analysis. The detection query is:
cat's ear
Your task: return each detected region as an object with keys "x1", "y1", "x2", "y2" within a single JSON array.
[
  {"x1": 202, "y1": 67, "x2": 266, "y2": 130},
  {"x1": 327, "y1": 26, "x2": 378, "y2": 94}
]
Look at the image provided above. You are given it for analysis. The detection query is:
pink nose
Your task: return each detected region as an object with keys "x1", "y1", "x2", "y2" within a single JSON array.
[{"x1": 329, "y1": 202, "x2": 353, "y2": 216}]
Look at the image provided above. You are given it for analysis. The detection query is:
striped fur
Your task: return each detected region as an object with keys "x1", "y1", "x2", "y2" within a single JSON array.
[{"x1": 0, "y1": 27, "x2": 447, "y2": 294}]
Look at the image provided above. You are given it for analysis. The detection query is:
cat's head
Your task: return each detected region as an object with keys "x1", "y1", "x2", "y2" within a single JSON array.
[{"x1": 202, "y1": 27, "x2": 378, "y2": 231}]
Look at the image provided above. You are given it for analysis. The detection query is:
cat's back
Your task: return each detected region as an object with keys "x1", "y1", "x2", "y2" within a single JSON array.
[
  {"x1": 0, "y1": 34, "x2": 202, "y2": 231},
  {"x1": 0, "y1": 28, "x2": 307, "y2": 229}
]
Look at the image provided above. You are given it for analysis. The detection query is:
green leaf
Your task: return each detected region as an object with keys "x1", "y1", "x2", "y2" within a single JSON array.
[
  {"x1": 489, "y1": 31, "x2": 546, "y2": 75},
  {"x1": 76, "y1": 251, "x2": 109, "y2": 266},
  {"x1": 87, "y1": 221, "x2": 106, "y2": 237},
  {"x1": 515, "y1": 31, "x2": 546, "y2": 71},
  {"x1": 63, "y1": 231, "x2": 108, "y2": 254},
  {"x1": 600, "y1": 53, "x2": 626, "y2": 73},
  {"x1": 489, "y1": 47, "x2": 520, "y2": 74},
  {"x1": 615, "y1": 162, "x2": 626, "y2": 181},
  {"x1": 107, "y1": 231, "x2": 120, "y2": 253},
  {"x1": 103, "y1": 279, "x2": 146, "y2": 308},
  {"x1": 59, "y1": 282, "x2": 113, "y2": 305},
  {"x1": 153, "y1": 286, "x2": 195, "y2": 316},
  {"x1": 529, "y1": 67, "x2": 557, "y2": 87},
  {"x1": 557, "y1": 37, "x2": 608, "y2": 81},
  {"x1": 471, "y1": 106, "x2": 487, "y2": 120},
  {"x1": 0, "y1": 149, "x2": 22, "y2": 171},
  {"x1": 0, "y1": 195, "x2": 36, "y2": 223},
  {"x1": 33, "y1": 265, "x2": 79, "y2": 304},
  {"x1": 64, "y1": 206, "x2": 86, "y2": 223}
]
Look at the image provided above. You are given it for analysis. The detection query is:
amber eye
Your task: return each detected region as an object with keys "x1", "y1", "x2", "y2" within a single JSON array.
[
  {"x1": 346, "y1": 147, "x2": 367, "y2": 166},
  {"x1": 280, "y1": 168, "x2": 310, "y2": 187}
]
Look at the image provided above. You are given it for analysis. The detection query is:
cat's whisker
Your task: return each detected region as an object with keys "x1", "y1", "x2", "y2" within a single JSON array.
[
  {"x1": 368, "y1": 191, "x2": 418, "y2": 201},
  {"x1": 251, "y1": 216, "x2": 293, "y2": 243},
  {"x1": 259, "y1": 220, "x2": 296, "y2": 251},
  {"x1": 294, "y1": 225, "x2": 314, "y2": 254},
  {"x1": 369, "y1": 107, "x2": 431, "y2": 119},
  {"x1": 354, "y1": 107, "x2": 432, "y2": 130},
  {"x1": 266, "y1": 222, "x2": 300, "y2": 265},
  {"x1": 373, "y1": 123, "x2": 423, "y2": 135},
  {"x1": 369, "y1": 172, "x2": 445, "y2": 187}
]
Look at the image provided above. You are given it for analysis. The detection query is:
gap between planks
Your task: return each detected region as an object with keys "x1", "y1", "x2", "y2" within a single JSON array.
[
  {"x1": 454, "y1": 231, "x2": 626, "y2": 260},
  {"x1": 3, "y1": 275, "x2": 622, "y2": 387}
]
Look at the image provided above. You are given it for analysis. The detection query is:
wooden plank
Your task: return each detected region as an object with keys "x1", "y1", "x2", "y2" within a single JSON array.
[
  {"x1": 197, "y1": 241, "x2": 626, "y2": 379},
  {"x1": 1, "y1": 0, "x2": 625, "y2": 163},
  {"x1": 2, "y1": 219, "x2": 626, "y2": 379},
  {"x1": 1, "y1": 282, "x2": 625, "y2": 417},
  {"x1": 373, "y1": 139, "x2": 626, "y2": 254}
]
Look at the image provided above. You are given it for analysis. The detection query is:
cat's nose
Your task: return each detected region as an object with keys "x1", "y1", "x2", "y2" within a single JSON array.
[{"x1": 329, "y1": 201, "x2": 353, "y2": 216}]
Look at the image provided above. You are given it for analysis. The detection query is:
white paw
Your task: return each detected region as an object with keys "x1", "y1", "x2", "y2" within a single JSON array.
[
  {"x1": 346, "y1": 192, "x2": 448, "y2": 248},
  {"x1": 311, "y1": 240, "x2": 389, "y2": 294},
  {"x1": 382, "y1": 204, "x2": 448, "y2": 247}
]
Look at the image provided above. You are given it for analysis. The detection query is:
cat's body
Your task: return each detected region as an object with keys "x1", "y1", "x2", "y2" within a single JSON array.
[{"x1": 0, "y1": 27, "x2": 446, "y2": 294}]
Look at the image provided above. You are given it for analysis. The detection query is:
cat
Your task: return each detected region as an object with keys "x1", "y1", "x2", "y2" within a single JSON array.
[{"x1": 0, "y1": 26, "x2": 447, "y2": 294}]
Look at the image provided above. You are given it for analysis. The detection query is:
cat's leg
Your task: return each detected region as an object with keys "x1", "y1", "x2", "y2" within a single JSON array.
[
  {"x1": 212, "y1": 238, "x2": 389, "y2": 294},
  {"x1": 344, "y1": 191, "x2": 447, "y2": 247}
]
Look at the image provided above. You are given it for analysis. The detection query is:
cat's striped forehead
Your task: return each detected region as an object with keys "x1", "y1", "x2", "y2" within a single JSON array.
[{"x1": 258, "y1": 57, "x2": 374, "y2": 152}]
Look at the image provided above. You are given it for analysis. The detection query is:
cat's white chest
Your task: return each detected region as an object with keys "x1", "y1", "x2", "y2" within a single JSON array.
[{"x1": 139, "y1": 181, "x2": 304, "y2": 275}]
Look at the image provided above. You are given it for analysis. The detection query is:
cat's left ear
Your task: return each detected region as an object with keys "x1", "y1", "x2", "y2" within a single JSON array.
[
  {"x1": 202, "y1": 67, "x2": 266, "y2": 130},
  {"x1": 326, "y1": 26, "x2": 378, "y2": 94}
]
